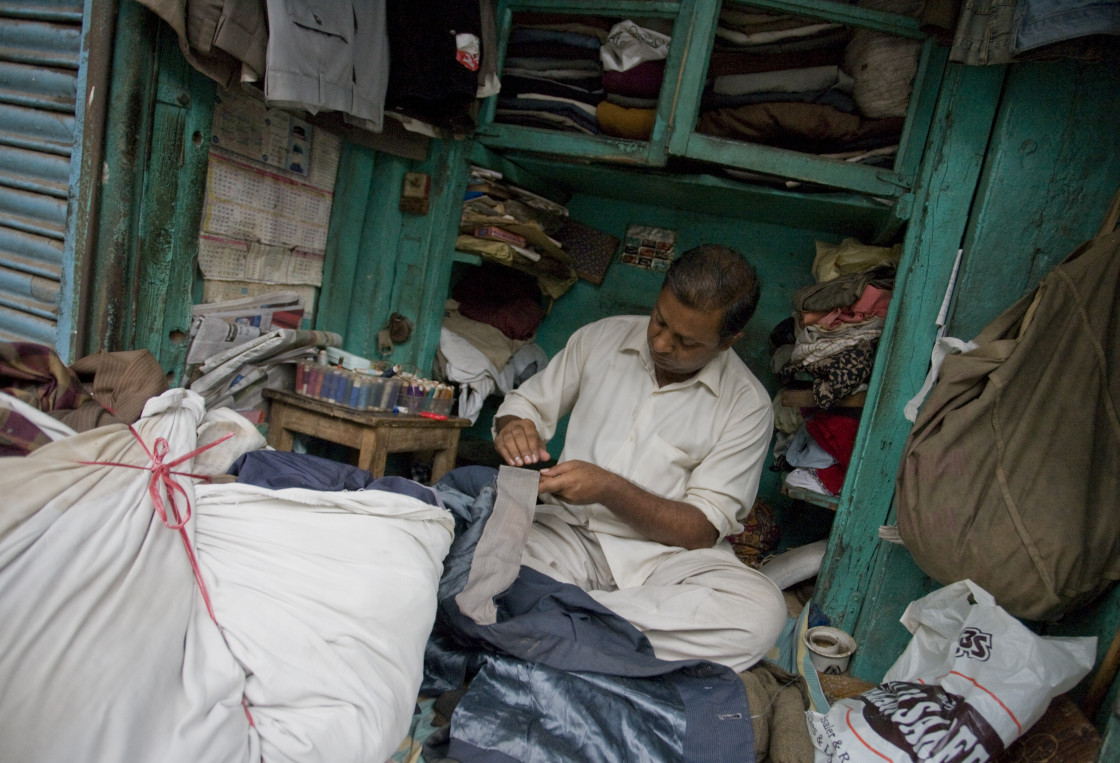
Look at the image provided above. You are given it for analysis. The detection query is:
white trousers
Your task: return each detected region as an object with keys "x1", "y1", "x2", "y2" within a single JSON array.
[{"x1": 521, "y1": 513, "x2": 787, "y2": 674}]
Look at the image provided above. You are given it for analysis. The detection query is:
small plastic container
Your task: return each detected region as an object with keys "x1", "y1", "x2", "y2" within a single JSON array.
[
  {"x1": 424, "y1": 396, "x2": 454, "y2": 418},
  {"x1": 803, "y1": 626, "x2": 857, "y2": 675},
  {"x1": 366, "y1": 376, "x2": 401, "y2": 411},
  {"x1": 347, "y1": 371, "x2": 373, "y2": 410},
  {"x1": 395, "y1": 384, "x2": 427, "y2": 414},
  {"x1": 335, "y1": 368, "x2": 355, "y2": 405}
]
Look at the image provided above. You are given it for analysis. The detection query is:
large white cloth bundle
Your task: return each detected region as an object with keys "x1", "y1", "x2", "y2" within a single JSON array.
[
  {"x1": 0, "y1": 387, "x2": 456, "y2": 763},
  {"x1": 193, "y1": 481, "x2": 455, "y2": 763},
  {"x1": 0, "y1": 389, "x2": 256, "y2": 763}
]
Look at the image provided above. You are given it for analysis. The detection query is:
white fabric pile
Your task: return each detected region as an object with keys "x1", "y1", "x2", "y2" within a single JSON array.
[{"x1": 0, "y1": 389, "x2": 454, "y2": 763}]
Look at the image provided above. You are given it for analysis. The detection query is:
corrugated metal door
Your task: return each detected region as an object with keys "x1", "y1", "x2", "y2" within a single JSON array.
[{"x1": 0, "y1": 0, "x2": 91, "y2": 356}]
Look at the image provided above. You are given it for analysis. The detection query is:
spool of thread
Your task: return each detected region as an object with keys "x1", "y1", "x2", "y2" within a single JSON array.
[
  {"x1": 348, "y1": 372, "x2": 363, "y2": 408},
  {"x1": 306, "y1": 364, "x2": 324, "y2": 398},
  {"x1": 356, "y1": 374, "x2": 374, "y2": 409},
  {"x1": 295, "y1": 360, "x2": 308, "y2": 395}
]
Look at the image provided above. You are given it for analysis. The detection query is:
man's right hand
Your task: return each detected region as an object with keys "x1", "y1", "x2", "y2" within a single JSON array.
[{"x1": 494, "y1": 416, "x2": 551, "y2": 467}]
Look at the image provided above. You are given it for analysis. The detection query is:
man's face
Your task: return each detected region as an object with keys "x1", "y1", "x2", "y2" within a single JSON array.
[{"x1": 646, "y1": 289, "x2": 738, "y2": 383}]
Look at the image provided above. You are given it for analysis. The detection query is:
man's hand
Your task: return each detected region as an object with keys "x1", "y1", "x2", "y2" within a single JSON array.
[
  {"x1": 541, "y1": 460, "x2": 719, "y2": 550},
  {"x1": 494, "y1": 416, "x2": 551, "y2": 467},
  {"x1": 537, "y1": 460, "x2": 615, "y2": 505}
]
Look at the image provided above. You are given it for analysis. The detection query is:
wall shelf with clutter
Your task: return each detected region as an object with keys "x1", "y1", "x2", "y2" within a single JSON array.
[
  {"x1": 670, "y1": 0, "x2": 945, "y2": 198},
  {"x1": 475, "y1": 0, "x2": 691, "y2": 166},
  {"x1": 768, "y1": 237, "x2": 899, "y2": 515},
  {"x1": 474, "y1": 0, "x2": 945, "y2": 204}
]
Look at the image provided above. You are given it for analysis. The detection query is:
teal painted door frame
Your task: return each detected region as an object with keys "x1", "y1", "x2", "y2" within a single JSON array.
[
  {"x1": 814, "y1": 61, "x2": 1009, "y2": 678},
  {"x1": 87, "y1": 3, "x2": 213, "y2": 383}
]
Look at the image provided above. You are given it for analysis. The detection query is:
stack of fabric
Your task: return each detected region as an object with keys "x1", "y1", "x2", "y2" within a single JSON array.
[
  {"x1": 495, "y1": 17, "x2": 609, "y2": 134},
  {"x1": 596, "y1": 19, "x2": 673, "y2": 140},
  {"x1": 696, "y1": 4, "x2": 919, "y2": 161},
  {"x1": 456, "y1": 166, "x2": 579, "y2": 300},
  {"x1": 494, "y1": 17, "x2": 673, "y2": 142},
  {"x1": 770, "y1": 237, "x2": 901, "y2": 496}
]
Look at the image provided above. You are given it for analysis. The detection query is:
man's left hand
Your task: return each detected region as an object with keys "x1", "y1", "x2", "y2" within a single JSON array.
[{"x1": 537, "y1": 460, "x2": 616, "y2": 505}]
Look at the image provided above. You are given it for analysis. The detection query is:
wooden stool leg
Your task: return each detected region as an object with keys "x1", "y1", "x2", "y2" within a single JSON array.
[
  {"x1": 430, "y1": 433, "x2": 461, "y2": 484},
  {"x1": 358, "y1": 430, "x2": 388, "y2": 477},
  {"x1": 267, "y1": 403, "x2": 296, "y2": 453}
]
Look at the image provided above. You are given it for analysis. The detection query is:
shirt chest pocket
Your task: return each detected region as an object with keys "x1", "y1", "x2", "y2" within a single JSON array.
[
  {"x1": 287, "y1": 0, "x2": 352, "y2": 42},
  {"x1": 626, "y1": 434, "x2": 702, "y2": 499}
]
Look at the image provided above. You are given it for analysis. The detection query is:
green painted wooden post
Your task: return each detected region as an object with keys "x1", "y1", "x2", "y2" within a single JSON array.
[
  {"x1": 666, "y1": 0, "x2": 719, "y2": 158},
  {"x1": 86, "y1": 0, "x2": 158, "y2": 357},
  {"x1": 318, "y1": 140, "x2": 377, "y2": 339},
  {"x1": 318, "y1": 138, "x2": 471, "y2": 374},
  {"x1": 88, "y1": 7, "x2": 212, "y2": 383},
  {"x1": 393, "y1": 139, "x2": 473, "y2": 374},
  {"x1": 813, "y1": 61, "x2": 1008, "y2": 681},
  {"x1": 132, "y1": 32, "x2": 213, "y2": 383},
  {"x1": 355, "y1": 156, "x2": 411, "y2": 357}
]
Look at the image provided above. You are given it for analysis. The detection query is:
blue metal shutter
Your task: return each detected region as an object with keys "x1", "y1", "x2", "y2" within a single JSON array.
[{"x1": 0, "y1": 0, "x2": 85, "y2": 354}]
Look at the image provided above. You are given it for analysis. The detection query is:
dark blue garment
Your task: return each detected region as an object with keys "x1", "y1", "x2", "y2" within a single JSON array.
[
  {"x1": 227, "y1": 449, "x2": 441, "y2": 506},
  {"x1": 496, "y1": 96, "x2": 601, "y2": 134},
  {"x1": 509, "y1": 27, "x2": 603, "y2": 51},
  {"x1": 426, "y1": 467, "x2": 755, "y2": 763}
]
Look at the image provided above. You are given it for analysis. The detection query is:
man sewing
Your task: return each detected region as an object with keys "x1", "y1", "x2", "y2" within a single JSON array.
[{"x1": 493, "y1": 244, "x2": 785, "y2": 673}]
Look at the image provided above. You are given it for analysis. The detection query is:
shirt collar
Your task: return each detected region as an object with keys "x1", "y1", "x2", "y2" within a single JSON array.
[{"x1": 623, "y1": 319, "x2": 725, "y2": 395}]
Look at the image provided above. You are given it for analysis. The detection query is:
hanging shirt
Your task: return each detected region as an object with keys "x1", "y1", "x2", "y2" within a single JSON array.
[{"x1": 264, "y1": 0, "x2": 389, "y2": 130}]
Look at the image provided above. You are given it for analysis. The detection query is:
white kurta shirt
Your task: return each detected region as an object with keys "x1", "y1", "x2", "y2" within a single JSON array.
[{"x1": 495, "y1": 315, "x2": 774, "y2": 588}]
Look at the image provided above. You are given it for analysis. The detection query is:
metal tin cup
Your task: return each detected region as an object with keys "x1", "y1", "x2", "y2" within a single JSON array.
[{"x1": 803, "y1": 626, "x2": 857, "y2": 674}]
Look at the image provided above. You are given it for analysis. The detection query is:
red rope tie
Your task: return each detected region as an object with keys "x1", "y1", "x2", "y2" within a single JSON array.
[
  {"x1": 80, "y1": 425, "x2": 234, "y2": 620},
  {"x1": 78, "y1": 425, "x2": 258, "y2": 730}
]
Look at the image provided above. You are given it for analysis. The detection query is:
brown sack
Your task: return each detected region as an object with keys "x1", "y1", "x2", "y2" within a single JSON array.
[{"x1": 895, "y1": 230, "x2": 1120, "y2": 621}]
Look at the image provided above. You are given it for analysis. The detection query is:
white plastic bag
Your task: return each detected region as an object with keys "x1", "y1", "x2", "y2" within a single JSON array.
[
  {"x1": 600, "y1": 20, "x2": 671, "y2": 72},
  {"x1": 807, "y1": 580, "x2": 1096, "y2": 762}
]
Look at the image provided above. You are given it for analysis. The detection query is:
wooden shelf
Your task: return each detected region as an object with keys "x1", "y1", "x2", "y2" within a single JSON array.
[
  {"x1": 781, "y1": 481, "x2": 840, "y2": 511},
  {"x1": 452, "y1": 250, "x2": 483, "y2": 265}
]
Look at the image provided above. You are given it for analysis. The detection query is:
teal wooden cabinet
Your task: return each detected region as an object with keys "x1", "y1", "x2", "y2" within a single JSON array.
[
  {"x1": 671, "y1": 0, "x2": 945, "y2": 198},
  {"x1": 476, "y1": 0, "x2": 946, "y2": 200},
  {"x1": 475, "y1": 0, "x2": 693, "y2": 166}
]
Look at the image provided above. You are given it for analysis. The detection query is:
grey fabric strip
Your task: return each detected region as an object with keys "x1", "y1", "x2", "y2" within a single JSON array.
[{"x1": 455, "y1": 465, "x2": 540, "y2": 625}]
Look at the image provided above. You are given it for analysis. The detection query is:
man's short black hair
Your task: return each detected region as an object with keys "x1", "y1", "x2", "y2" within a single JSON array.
[{"x1": 663, "y1": 244, "x2": 761, "y2": 343}]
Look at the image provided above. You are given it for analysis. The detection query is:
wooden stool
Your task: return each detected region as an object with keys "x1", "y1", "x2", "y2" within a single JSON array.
[{"x1": 263, "y1": 388, "x2": 470, "y2": 484}]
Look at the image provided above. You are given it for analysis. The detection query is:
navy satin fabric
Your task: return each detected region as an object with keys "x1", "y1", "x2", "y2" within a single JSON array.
[
  {"x1": 228, "y1": 449, "x2": 442, "y2": 505},
  {"x1": 427, "y1": 467, "x2": 755, "y2": 762}
]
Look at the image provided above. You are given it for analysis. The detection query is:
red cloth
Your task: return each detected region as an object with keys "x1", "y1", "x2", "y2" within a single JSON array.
[
  {"x1": 458, "y1": 296, "x2": 547, "y2": 341},
  {"x1": 452, "y1": 263, "x2": 547, "y2": 340},
  {"x1": 805, "y1": 410, "x2": 860, "y2": 494}
]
